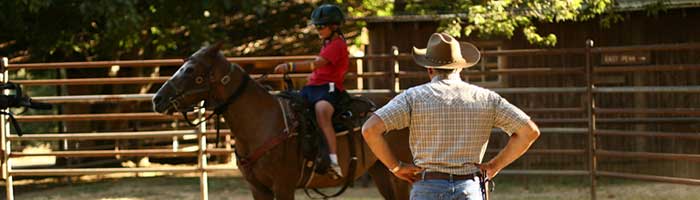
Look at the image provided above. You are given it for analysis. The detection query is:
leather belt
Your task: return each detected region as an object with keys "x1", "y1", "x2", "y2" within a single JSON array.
[{"x1": 421, "y1": 171, "x2": 476, "y2": 181}]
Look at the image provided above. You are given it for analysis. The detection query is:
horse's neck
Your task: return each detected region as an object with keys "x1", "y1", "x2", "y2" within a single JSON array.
[{"x1": 220, "y1": 79, "x2": 284, "y2": 156}]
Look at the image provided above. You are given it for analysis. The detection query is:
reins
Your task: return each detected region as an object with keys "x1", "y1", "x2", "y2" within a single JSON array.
[
  {"x1": 173, "y1": 63, "x2": 292, "y2": 170},
  {"x1": 176, "y1": 63, "x2": 249, "y2": 147},
  {"x1": 180, "y1": 64, "x2": 250, "y2": 125},
  {"x1": 171, "y1": 63, "x2": 358, "y2": 198}
]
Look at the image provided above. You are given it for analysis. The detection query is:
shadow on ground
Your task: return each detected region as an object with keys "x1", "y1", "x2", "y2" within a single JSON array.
[{"x1": 4, "y1": 176, "x2": 700, "y2": 200}]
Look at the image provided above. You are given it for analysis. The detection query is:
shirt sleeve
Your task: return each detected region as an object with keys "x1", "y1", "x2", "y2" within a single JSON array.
[
  {"x1": 373, "y1": 91, "x2": 411, "y2": 132},
  {"x1": 319, "y1": 40, "x2": 344, "y2": 66},
  {"x1": 493, "y1": 94, "x2": 531, "y2": 136}
]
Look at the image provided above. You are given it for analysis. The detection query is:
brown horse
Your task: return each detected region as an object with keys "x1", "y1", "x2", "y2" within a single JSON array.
[{"x1": 152, "y1": 43, "x2": 411, "y2": 199}]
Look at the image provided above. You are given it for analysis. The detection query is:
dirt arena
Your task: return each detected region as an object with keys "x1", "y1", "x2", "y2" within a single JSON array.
[{"x1": 7, "y1": 174, "x2": 699, "y2": 200}]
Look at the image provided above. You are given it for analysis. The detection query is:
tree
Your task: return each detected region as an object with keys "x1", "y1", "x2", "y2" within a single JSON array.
[
  {"x1": 355, "y1": 0, "x2": 615, "y2": 46},
  {"x1": 0, "y1": 0, "x2": 323, "y2": 62},
  {"x1": 0, "y1": 0, "x2": 618, "y2": 61}
]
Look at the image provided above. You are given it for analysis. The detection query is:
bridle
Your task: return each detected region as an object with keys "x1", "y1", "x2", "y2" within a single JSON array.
[
  {"x1": 163, "y1": 59, "x2": 251, "y2": 149},
  {"x1": 162, "y1": 58, "x2": 291, "y2": 170},
  {"x1": 164, "y1": 60, "x2": 250, "y2": 126}
]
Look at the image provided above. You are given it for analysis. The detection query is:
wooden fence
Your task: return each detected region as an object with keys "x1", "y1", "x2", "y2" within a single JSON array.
[{"x1": 1, "y1": 41, "x2": 700, "y2": 200}]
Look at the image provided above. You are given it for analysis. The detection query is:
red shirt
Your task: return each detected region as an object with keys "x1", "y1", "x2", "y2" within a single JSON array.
[{"x1": 307, "y1": 37, "x2": 349, "y2": 91}]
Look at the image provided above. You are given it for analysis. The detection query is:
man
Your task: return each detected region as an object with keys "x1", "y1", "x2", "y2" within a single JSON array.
[{"x1": 362, "y1": 33, "x2": 540, "y2": 199}]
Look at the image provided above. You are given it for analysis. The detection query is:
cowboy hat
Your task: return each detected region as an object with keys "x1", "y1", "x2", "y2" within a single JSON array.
[{"x1": 412, "y1": 33, "x2": 481, "y2": 69}]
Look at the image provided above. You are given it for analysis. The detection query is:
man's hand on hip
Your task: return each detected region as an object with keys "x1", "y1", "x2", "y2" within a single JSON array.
[
  {"x1": 472, "y1": 162, "x2": 499, "y2": 180},
  {"x1": 393, "y1": 163, "x2": 424, "y2": 184}
]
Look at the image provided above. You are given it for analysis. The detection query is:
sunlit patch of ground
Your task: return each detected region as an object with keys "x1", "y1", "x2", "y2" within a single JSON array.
[
  {"x1": 491, "y1": 177, "x2": 700, "y2": 200},
  {"x1": 10, "y1": 144, "x2": 55, "y2": 168},
  {"x1": 8, "y1": 176, "x2": 382, "y2": 200},
  {"x1": 5, "y1": 145, "x2": 699, "y2": 199},
  {"x1": 98, "y1": 199, "x2": 144, "y2": 200},
  {"x1": 7, "y1": 175, "x2": 700, "y2": 200}
]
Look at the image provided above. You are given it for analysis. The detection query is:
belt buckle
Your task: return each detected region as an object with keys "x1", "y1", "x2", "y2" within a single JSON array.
[{"x1": 448, "y1": 173, "x2": 454, "y2": 182}]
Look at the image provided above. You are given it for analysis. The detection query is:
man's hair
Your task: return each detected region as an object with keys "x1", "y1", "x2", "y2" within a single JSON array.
[{"x1": 431, "y1": 68, "x2": 462, "y2": 78}]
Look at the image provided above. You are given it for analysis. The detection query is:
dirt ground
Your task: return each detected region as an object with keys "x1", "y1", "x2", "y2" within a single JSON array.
[{"x1": 6, "y1": 175, "x2": 700, "y2": 200}]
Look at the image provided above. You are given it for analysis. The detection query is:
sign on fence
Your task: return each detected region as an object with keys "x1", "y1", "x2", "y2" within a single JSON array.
[{"x1": 601, "y1": 51, "x2": 651, "y2": 65}]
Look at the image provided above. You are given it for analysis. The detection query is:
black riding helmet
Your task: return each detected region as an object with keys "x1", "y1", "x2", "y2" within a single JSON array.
[{"x1": 310, "y1": 4, "x2": 345, "y2": 26}]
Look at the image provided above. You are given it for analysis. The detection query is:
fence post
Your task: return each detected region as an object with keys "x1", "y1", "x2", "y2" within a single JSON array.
[
  {"x1": 356, "y1": 55, "x2": 365, "y2": 90},
  {"x1": 391, "y1": 46, "x2": 399, "y2": 94},
  {"x1": 585, "y1": 40, "x2": 597, "y2": 200},
  {"x1": 1, "y1": 57, "x2": 14, "y2": 200},
  {"x1": 197, "y1": 102, "x2": 209, "y2": 200}
]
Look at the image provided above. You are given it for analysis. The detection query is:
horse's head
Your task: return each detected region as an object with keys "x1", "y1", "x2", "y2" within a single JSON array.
[{"x1": 152, "y1": 43, "x2": 246, "y2": 115}]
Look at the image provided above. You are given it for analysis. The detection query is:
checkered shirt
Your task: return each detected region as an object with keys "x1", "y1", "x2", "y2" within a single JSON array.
[{"x1": 374, "y1": 74, "x2": 531, "y2": 175}]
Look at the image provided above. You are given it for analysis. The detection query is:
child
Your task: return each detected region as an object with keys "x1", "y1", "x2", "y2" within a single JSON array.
[{"x1": 274, "y1": 4, "x2": 348, "y2": 177}]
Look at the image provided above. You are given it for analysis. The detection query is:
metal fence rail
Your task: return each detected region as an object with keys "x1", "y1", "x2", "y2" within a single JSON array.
[{"x1": 1, "y1": 42, "x2": 699, "y2": 200}]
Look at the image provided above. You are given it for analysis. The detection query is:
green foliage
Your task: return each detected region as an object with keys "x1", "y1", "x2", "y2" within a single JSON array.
[
  {"x1": 0, "y1": 0, "x2": 619, "y2": 60},
  {"x1": 332, "y1": 0, "x2": 395, "y2": 48},
  {"x1": 600, "y1": 12, "x2": 625, "y2": 29},
  {"x1": 402, "y1": 0, "x2": 615, "y2": 46},
  {"x1": 522, "y1": 26, "x2": 557, "y2": 46},
  {"x1": 405, "y1": 0, "x2": 475, "y2": 15},
  {"x1": 0, "y1": 0, "x2": 326, "y2": 62},
  {"x1": 346, "y1": 0, "x2": 394, "y2": 17},
  {"x1": 644, "y1": 0, "x2": 670, "y2": 16},
  {"x1": 438, "y1": 17, "x2": 464, "y2": 38}
]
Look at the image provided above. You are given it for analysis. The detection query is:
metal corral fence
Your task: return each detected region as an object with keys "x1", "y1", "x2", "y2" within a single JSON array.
[{"x1": 1, "y1": 41, "x2": 700, "y2": 200}]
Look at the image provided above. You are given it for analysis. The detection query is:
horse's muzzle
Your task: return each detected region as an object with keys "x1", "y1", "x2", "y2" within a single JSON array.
[{"x1": 152, "y1": 94, "x2": 174, "y2": 114}]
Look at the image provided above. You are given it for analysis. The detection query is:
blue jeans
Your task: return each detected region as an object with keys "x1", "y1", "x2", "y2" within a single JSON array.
[{"x1": 410, "y1": 176, "x2": 483, "y2": 200}]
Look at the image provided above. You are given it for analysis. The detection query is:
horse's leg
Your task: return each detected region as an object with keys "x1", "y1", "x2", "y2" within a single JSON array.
[
  {"x1": 247, "y1": 181, "x2": 275, "y2": 200},
  {"x1": 366, "y1": 131, "x2": 412, "y2": 200},
  {"x1": 250, "y1": 187, "x2": 274, "y2": 200},
  {"x1": 270, "y1": 166, "x2": 298, "y2": 199},
  {"x1": 272, "y1": 183, "x2": 296, "y2": 200},
  {"x1": 368, "y1": 162, "x2": 411, "y2": 200}
]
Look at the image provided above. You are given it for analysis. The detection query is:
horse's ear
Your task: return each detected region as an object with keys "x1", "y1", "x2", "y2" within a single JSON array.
[{"x1": 207, "y1": 41, "x2": 224, "y2": 55}]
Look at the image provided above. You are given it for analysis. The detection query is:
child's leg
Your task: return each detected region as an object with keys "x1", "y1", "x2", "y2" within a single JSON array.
[
  {"x1": 315, "y1": 100, "x2": 343, "y2": 176},
  {"x1": 314, "y1": 100, "x2": 336, "y2": 154}
]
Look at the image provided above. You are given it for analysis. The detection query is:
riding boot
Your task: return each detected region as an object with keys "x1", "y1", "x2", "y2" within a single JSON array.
[
  {"x1": 329, "y1": 154, "x2": 343, "y2": 178},
  {"x1": 330, "y1": 162, "x2": 343, "y2": 178}
]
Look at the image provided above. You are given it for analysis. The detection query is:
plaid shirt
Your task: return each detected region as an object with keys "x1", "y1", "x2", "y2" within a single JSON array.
[{"x1": 374, "y1": 74, "x2": 531, "y2": 175}]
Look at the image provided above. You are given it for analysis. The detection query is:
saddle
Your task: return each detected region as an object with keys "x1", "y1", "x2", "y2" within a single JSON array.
[{"x1": 276, "y1": 90, "x2": 375, "y2": 174}]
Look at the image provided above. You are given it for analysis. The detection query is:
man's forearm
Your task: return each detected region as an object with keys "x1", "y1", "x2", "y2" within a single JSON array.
[
  {"x1": 489, "y1": 133, "x2": 535, "y2": 170},
  {"x1": 364, "y1": 132, "x2": 401, "y2": 169},
  {"x1": 488, "y1": 122, "x2": 540, "y2": 171},
  {"x1": 362, "y1": 115, "x2": 401, "y2": 169}
]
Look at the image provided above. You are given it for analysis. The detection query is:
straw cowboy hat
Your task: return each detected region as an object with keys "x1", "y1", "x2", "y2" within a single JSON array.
[{"x1": 412, "y1": 33, "x2": 481, "y2": 69}]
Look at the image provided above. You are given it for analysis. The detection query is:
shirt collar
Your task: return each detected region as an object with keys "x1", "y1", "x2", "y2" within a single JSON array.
[{"x1": 431, "y1": 73, "x2": 463, "y2": 82}]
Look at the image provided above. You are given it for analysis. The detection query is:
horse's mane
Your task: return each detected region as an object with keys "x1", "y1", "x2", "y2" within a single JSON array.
[{"x1": 196, "y1": 44, "x2": 274, "y2": 92}]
